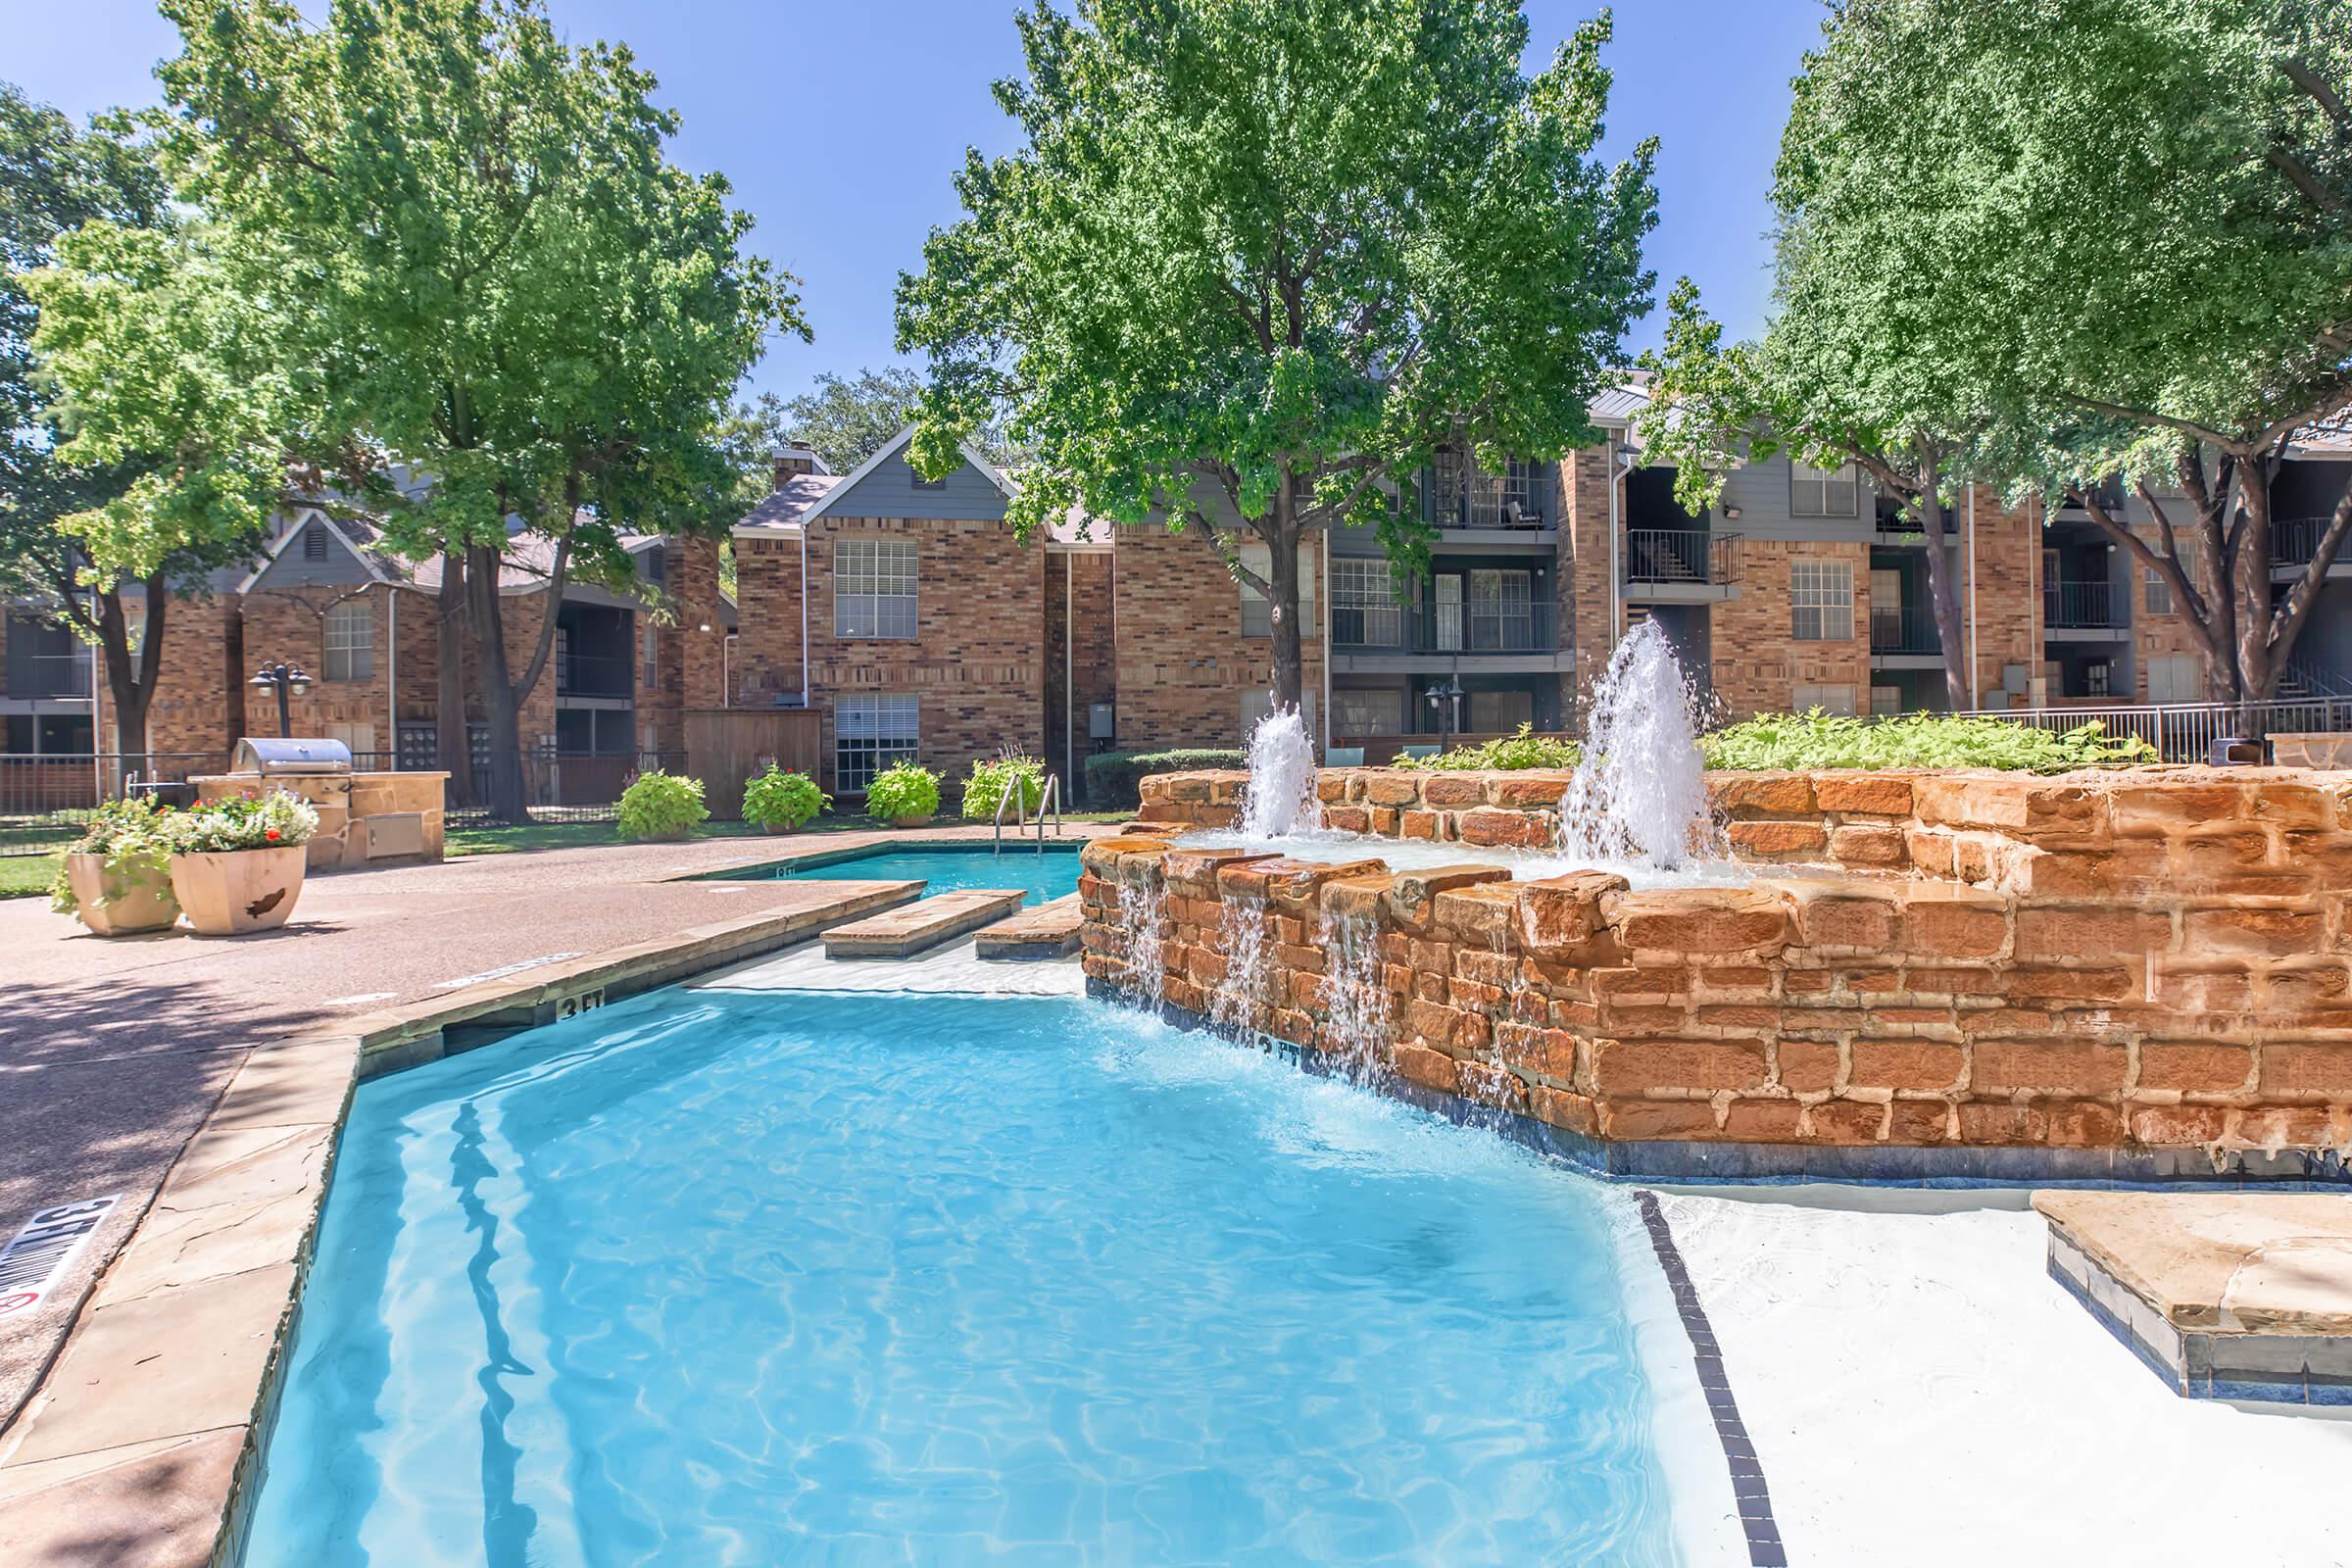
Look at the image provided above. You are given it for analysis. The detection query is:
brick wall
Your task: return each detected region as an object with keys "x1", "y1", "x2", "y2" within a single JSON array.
[
  {"x1": 808, "y1": 515, "x2": 1046, "y2": 797},
  {"x1": 94, "y1": 592, "x2": 242, "y2": 760},
  {"x1": 1080, "y1": 763, "x2": 2352, "y2": 1175},
  {"x1": 1559, "y1": 448, "x2": 1616, "y2": 716},
  {"x1": 1708, "y1": 539, "x2": 1874, "y2": 719},
  {"x1": 731, "y1": 533, "x2": 804, "y2": 710},
  {"x1": 238, "y1": 586, "x2": 395, "y2": 751},
  {"x1": 1968, "y1": 487, "x2": 2043, "y2": 708},
  {"x1": 1110, "y1": 523, "x2": 1325, "y2": 750},
  {"x1": 648, "y1": 536, "x2": 726, "y2": 755}
]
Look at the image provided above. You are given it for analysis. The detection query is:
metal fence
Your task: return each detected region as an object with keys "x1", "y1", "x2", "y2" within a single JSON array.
[
  {"x1": 1953, "y1": 696, "x2": 2352, "y2": 763},
  {"x1": 0, "y1": 746, "x2": 692, "y2": 854}
]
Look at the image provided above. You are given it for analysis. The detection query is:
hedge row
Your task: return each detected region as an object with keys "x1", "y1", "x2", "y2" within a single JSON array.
[{"x1": 1083, "y1": 747, "x2": 1245, "y2": 807}]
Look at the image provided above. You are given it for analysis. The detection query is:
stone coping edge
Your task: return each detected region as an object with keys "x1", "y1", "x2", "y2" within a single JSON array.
[
  {"x1": 2044, "y1": 1230, "x2": 2352, "y2": 1405},
  {"x1": 0, "y1": 879, "x2": 926, "y2": 1568},
  {"x1": 1089, "y1": 979, "x2": 2352, "y2": 1190}
]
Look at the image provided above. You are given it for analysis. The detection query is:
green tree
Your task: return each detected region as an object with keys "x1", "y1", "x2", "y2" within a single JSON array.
[
  {"x1": 1763, "y1": 0, "x2": 2352, "y2": 717},
  {"x1": 899, "y1": 0, "x2": 1657, "y2": 713},
  {"x1": 159, "y1": 0, "x2": 802, "y2": 818},
  {"x1": 6, "y1": 90, "x2": 302, "y2": 763},
  {"x1": 780, "y1": 368, "x2": 922, "y2": 475}
]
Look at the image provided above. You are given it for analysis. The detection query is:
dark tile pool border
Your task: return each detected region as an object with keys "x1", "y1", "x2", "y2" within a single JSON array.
[
  {"x1": 1634, "y1": 1191, "x2": 1786, "y2": 1567},
  {"x1": 1087, "y1": 980, "x2": 2352, "y2": 1191},
  {"x1": 705, "y1": 837, "x2": 1088, "y2": 881}
]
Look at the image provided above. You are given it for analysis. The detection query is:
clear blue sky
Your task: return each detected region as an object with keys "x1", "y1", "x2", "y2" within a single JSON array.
[{"x1": 7, "y1": 0, "x2": 1826, "y2": 406}]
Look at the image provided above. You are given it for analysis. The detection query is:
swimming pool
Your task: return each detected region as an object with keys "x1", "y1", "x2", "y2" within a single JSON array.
[
  {"x1": 244, "y1": 991, "x2": 1682, "y2": 1565},
  {"x1": 723, "y1": 841, "x2": 1083, "y2": 905}
]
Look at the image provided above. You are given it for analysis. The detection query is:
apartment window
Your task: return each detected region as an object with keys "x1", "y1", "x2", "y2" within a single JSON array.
[
  {"x1": 1870, "y1": 685, "x2": 1903, "y2": 716},
  {"x1": 2144, "y1": 566, "x2": 2174, "y2": 616},
  {"x1": 836, "y1": 693, "x2": 919, "y2": 791},
  {"x1": 1468, "y1": 568, "x2": 1535, "y2": 650},
  {"x1": 2147, "y1": 654, "x2": 2202, "y2": 705},
  {"x1": 640, "y1": 620, "x2": 658, "y2": 687},
  {"x1": 1469, "y1": 689, "x2": 1535, "y2": 731},
  {"x1": 2085, "y1": 660, "x2": 2112, "y2": 698},
  {"x1": 1238, "y1": 542, "x2": 1317, "y2": 639},
  {"x1": 1331, "y1": 686, "x2": 1404, "y2": 736},
  {"x1": 1330, "y1": 558, "x2": 1401, "y2": 647},
  {"x1": 1790, "y1": 560, "x2": 1855, "y2": 640},
  {"x1": 836, "y1": 538, "x2": 918, "y2": 638},
  {"x1": 323, "y1": 598, "x2": 373, "y2": 681},
  {"x1": 1791, "y1": 683, "x2": 1856, "y2": 715},
  {"x1": 1789, "y1": 460, "x2": 1860, "y2": 517}
]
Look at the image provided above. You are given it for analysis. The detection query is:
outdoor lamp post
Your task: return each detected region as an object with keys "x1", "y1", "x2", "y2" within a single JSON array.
[
  {"x1": 249, "y1": 661, "x2": 314, "y2": 738},
  {"x1": 1426, "y1": 669, "x2": 1466, "y2": 751}
]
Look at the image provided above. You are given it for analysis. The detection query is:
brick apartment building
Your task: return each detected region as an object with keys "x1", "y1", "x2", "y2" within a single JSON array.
[
  {"x1": 12, "y1": 390, "x2": 2351, "y2": 803},
  {"x1": 3, "y1": 498, "x2": 730, "y2": 797}
]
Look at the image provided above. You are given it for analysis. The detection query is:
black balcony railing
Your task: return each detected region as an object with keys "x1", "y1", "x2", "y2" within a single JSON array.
[
  {"x1": 1870, "y1": 604, "x2": 1941, "y2": 655},
  {"x1": 2270, "y1": 516, "x2": 2344, "y2": 568},
  {"x1": 9, "y1": 651, "x2": 93, "y2": 699},
  {"x1": 1623, "y1": 529, "x2": 1741, "y2": 586},
  {"x1": 1334, "y1": 599, "x2": 1560, "y2": 656},
  {"x1": 2044, "y1": 579, "x2": 2123, "y2": 629},
  {"x1": 557, "y1": 650, "x2": 635, "y2": 698}
]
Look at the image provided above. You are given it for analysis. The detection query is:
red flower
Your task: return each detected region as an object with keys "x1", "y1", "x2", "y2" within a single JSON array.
[{"x1": 266, "y1": 829, "x2": 281, "y2": 841}]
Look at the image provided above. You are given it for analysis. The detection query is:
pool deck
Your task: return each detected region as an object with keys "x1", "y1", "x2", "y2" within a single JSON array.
[{"x1": 0, "y1": 821, "x2": 1117, "y2": 1567}]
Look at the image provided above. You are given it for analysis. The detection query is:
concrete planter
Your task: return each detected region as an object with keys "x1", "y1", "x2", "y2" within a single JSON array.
[
  {"x1": 170, "y1": 846, "x2": 308, "y2": 937},
  {"x1": 631, "y1": 827, "x2": 694, "y2": 843},
  {"x1": 65, "y1": 853, "x2": 179, "y2": 936},
  {"x1": 889, "y1": 814, "x2": 936, "y2": 829},
  {"x1": 757, "y1": 820, "x2": 801, "y2": 836}
]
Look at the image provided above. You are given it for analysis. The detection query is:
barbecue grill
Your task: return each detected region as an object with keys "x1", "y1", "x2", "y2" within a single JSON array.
[{"x1": 227, "y1": 737, "x2": 354, "y2": 777}]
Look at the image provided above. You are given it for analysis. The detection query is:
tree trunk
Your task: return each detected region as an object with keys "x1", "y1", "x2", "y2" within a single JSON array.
[
  {"x1": 1909, "y1": 457, "x2": 1971, "y2": 711},
  {"x1": 1265, "y1": 519, "x2": 1306, "y2": 719},
  {"x1": 434, "y1": 550, "x2": 474, "y2": 808},
  {"x1": 94, "y1": 577, "x2": 168, "y2": 794},
  {"x1": 2234, "y1": 463, "x2": 2278, "y2": 733},
  {"x1": 465, "y1": 543, "x2": 529, "y2": 823}
]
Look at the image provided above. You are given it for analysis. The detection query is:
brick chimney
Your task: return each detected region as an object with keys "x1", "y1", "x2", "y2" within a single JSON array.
[{"x1": 771, "y1": 446, "x2": 819, "y2": 490}]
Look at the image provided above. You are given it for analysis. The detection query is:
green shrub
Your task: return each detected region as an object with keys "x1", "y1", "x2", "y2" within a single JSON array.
[
  {"x1": 962, "y1": 754, "x2": 1047, "y2": 820},
  {"x1": 865, "y1": 761, "x2": 942, "y2": 822},
  {"x1": 1082, "y1": 747, "x2": 1245, "y2": 807},
  {"x1": 616, "y1": 768, "x2": 710, "y2": 839},
  {"x1": 49, "y1": 797, "x2": 179, "y2": 914},
  {"x1": 1391, "y1": 723, "x2": 1582, "y2": 771},
  {"x1": 1700, "y1": 711, "x2": 2160, "y2": 774},
  {"x1": 742, "y1": 764, "x2": 828, "y2": 829}
]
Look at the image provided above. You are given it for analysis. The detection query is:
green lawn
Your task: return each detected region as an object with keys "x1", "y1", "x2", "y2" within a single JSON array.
[{"x1": 0, "y1": 854, "x2": 62, "y2": 901}]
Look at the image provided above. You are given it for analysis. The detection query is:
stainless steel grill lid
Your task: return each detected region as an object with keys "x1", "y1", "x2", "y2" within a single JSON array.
[{"x1": 228, "y1": 738, "x2": 354, "y2": 775}]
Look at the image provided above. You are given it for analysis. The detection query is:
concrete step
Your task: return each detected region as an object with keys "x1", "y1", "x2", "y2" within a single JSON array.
[
  {"x1": 821, "y1": 889, "x2": 1032, "y2": 959},
  {"x1": 973, "y1": 893, "x2": 1084, "y2": 960}
]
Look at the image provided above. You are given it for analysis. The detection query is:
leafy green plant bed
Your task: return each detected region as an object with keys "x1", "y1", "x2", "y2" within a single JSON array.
[
  {"x1": 617, "y1": 769, "x2": 710, "y2": 840},
  {"x1": 962, "y1": 755, "x2": 1047, "y2": 820},
  {"x1": 1699, "y1": 712, "x2": 2159, "y2": 774},
  {"x1": 1084, "y1": 748, "x2": 1245, "y2": 806},
  {"x1": 1391, "y1": 725, "x2": 1582, "y2": 771},
  {"x1": 865, "y1": 762, "x2": 943, "y2": 823},
  {"x1": 743, "y1": 765, "x2": 829, "y2": 831}
]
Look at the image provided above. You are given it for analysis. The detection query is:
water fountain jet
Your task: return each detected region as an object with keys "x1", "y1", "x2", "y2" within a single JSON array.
[{"x1": 1559, "y1": 621, "x2": 1714, "y2": 871}]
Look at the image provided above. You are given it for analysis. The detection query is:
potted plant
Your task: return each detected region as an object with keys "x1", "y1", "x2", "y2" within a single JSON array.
[
  {"x1": 742, "y1": 763, "x2": 828, "y2": 834},
  {"x1": 866, "y1": 761, "x2": 942, "y2": 828},
  {"x1": 168, "y1": 791, "x2": 320, "y2": 937},
  {"x1": 50, "y1": 798, "x2": 181, "y2": 936},
  {"x1": 617, "y1": 767, "x2": 710, "y2": 842},
  {"x1": 960, "y1": 753, "x2": 1046, "y2": 821}
]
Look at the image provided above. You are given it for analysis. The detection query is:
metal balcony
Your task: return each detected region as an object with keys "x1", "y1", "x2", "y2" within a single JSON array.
[
  {"x1": 2044, "y1": 579, "x2": 2124, "y2": 630},
  {"x1": 1332, "y1": 599, "x2": 1560, "y2": 656},
  {"x1": 1870, "y1": 604, "x2": 1941, "y2": 655},
  {"x1": 1623, "y1": 530, "x2": 1742, "y2": 586}
]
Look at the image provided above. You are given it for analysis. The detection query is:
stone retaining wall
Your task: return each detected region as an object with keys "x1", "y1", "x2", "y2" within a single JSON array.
[{"x1": 1089, "y1": 765, "x2": 2352, "y2": 1181}]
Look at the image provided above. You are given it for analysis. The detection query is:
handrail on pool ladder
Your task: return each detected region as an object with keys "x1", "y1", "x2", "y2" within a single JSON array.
[{"x1": 994, "y1": 770, "x2": 1062, "y2": 854}]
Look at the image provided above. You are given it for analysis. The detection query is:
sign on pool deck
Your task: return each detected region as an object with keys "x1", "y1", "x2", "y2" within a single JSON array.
[{"x1": 0, "y1": 1195, "x2": 121, "y2": 1324}]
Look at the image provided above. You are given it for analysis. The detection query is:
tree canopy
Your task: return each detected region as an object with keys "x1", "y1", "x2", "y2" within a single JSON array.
[
  {"x1": 899, "y1": 0, "x2": 1657, "y2": 710},
  {"x1": 1763, "y1": 0, "x2": 2352, "y2": 709},
  {"x1": 156, "y1": 0, "x2": 804, "y2": 814}
]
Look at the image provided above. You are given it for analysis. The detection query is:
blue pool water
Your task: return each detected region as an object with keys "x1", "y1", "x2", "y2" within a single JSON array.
[
  {"x1": 245, "y1": 992, "x2": 1675, "y2": 1565},
  {"x1": 728, "y1": 843, "x2": 1083, "y2": 905}
]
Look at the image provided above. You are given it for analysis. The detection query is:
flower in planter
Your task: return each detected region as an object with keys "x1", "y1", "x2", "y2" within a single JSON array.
[
  {"x1": 49, "y1": 797, "x2": 178, "y2": 916},
  {"x1": 171, "y1": 791, "x2": 321, "y2": 854}
]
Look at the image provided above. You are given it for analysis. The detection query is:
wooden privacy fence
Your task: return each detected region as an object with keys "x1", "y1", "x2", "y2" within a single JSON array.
[{"x1": 685, "y1": 708, "x2": 822, "y2": 819}]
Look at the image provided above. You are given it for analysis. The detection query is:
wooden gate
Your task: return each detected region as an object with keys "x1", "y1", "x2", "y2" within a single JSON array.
[{"x1": 684, "y1": 708, "x2": 822, "y2": 819}]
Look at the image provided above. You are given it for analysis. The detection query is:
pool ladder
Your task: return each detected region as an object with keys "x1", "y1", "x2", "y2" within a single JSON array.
[{"x1": 993, "y1": 771, "x2": 1061, "y2": 854}]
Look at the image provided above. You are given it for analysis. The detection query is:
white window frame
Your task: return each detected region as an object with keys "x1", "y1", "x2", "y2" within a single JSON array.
[
  {"x1": 835, "y1": 538, "x2": 918, "y2": 640},
  {"x1": 323, "y1": 598, "x2": 374, "y2": 682},
  {"x1": 1789, "y1": 460, "x2": 1860, "y2": 518},
  {"x1": 835, "y1": 693, "x2": 920, "y2": 792},
  {"x1": 2144, "y1": 565, "x2": 2174, "y2": 616},
  {"x1": 1791, "y1": 683, "x2": 1857, "y2": 715},
  {"x1": 1330, "y1": 558, "x2": 1401, "y2": 647},
  {"x1": 1790, "y1": 560, "x2": 1855, "y2": 641}
]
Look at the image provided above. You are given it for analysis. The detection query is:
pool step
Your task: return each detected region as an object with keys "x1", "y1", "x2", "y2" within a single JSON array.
[
  {"x1": 821, "y1": 889, "x2": 1032, "y2": 959},
  {"x1": 973, "y1": 893, "x2": 1084, "y2": 959}
]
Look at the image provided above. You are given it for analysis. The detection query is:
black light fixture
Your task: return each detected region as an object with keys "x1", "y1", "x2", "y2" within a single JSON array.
[
  {"x1": 248, "y1": 661, "x2": 314, "y2": 738},
  {"x1": 1426, "y1": 666, "x2": 1466, "y2": 751}
]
